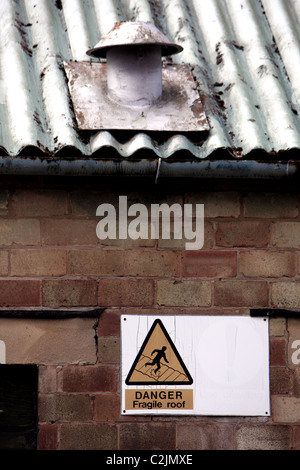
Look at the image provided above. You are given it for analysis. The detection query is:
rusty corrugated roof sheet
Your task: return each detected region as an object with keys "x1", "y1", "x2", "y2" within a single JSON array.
[{"x1": 0, "y1": 0, "x2": 300, "y2": 159}]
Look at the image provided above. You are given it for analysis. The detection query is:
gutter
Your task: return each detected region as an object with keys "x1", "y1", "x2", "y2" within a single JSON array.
[{"x1": 0, "y1": 156, "x2": 298, "y2": 180}]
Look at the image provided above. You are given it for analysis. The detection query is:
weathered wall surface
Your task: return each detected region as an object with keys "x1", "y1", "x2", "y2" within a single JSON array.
[{"x1": 0, "y1": 179, "x2": 299, "y2": 450}]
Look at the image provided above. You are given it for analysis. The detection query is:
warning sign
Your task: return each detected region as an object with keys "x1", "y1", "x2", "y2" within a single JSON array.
[
  {"x1": 121, "y1": 315, "x2": 270, "y2": 416},
  {"x1": 125, "y1": 319, "x2": 193, "y2": 385},
  {"x1": 125, "y1": 389, "x2": 193, "y2": 410}
]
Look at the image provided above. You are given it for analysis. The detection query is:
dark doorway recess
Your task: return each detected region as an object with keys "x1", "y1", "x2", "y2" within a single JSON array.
[{"x1": 0, "y1": 365, "x2": 38, "y2": 450}]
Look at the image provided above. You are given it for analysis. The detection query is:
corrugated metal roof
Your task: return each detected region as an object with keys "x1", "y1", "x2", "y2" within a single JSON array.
[{"x1": 0, "y1": 0, "x2": 300, "y2": 159}]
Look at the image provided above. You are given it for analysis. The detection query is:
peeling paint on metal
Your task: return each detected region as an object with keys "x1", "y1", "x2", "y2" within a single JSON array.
[{"x1": 86, "y1": 20, "x2": 183, "y2": 57}]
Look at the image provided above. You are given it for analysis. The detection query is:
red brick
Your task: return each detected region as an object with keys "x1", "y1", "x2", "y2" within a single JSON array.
[
  {"x1": 272, "y1": 396, "x2": 300, "y2": 424},
  {"x1": 288, "y1": 318, "x2": 300, "y2": 369},
  {"x1": 71, "y1": 190, "x2": 183, "y2": 217},
  {"x1": 157, "y1": 280, "x2": 211, "y2": 306},
  {"x1": 244, "y1": 193, "x2": 298, "y2": 218},
  {"x1": 41, "y1": 219, "x2": 98, "y2": 246},
  {"x1": 70, "y1": 190, "x2": 103, "y2": 216},
  {"x1": 100, "y1": 223, "x2": 156, "y2": 248},
  {"x1": 98, "y1": 309, "x2": 122, "y2": 336},
  {"x1": 182, "y1": 251, "x2": 236, "y2": 277},
  {"x1": 60, "y1": 423, "x2": 117, "y2": 450},
  {"x1": 95, "y1": 394, "x2": 121, "y2": 422},
  {"x1": 119, "y1": 423, "x2": 176, "y2": 450},
  {"x1": 270, "y1": 367, "x2": 292, "y2": 394},
  {"x1": 98, "y1": 336, "x2": 120, "y2": 363},
  {"x1": 0, "y1": 280, "x2": 40, "y2": 306},
  {"x1": 0, "y1": 317, "x2": 96, "y2": 365},
  {"x1": 99, "y1": 279, "x2": 154, "y2": 306},
  {"x1": 62, "y1": 365, "x2": 118, "y2": 392},
  {"x1": 272, "y1": 222, "x2": 300, "y2": 248},
  {"x1": 271, "y1": 282, "x2": 300, "y2": 309},
  {"x1": 39, "y1": 393, "x2": 93, "y2": 422},
  {"x1": 292, "y1": 369, "x2": 300, "y2": 394},
  {"x1": 201, "y1": 221, "x2": 214, "y2": 249},
  {"x1": 42, "y1": 280, "x2": 97, "y2": 307},
  {"x1": 0, "y1": 250, "x2": 8, "y2": 275},
  {"x1": 10, "y1": 189, "x2": 68, "y2": 216},
  {"x1": 11, "y1": 249, "x2": 66, "y2": 276},
  {"x1": 216, "y1": 221, "x2": 270, "y2": 247},
  {"x1": 0, "y1": 219, "x2": 40, "y2": 246},
  {"x1": 214, "y1": 280, "x2": 268, "y2": 307},
  {"x1": 68, "y1": 249, "x2": 124, "y2": 276},
  {"x1": 38, "y1": 366, "x2": 57, "y2": 393},
  {"x1": 125, "y1": 250, "x2": 180, "y2": 277},
  {"x1": 236, "y1": 425, "x2": 291, "y2": 450},
  {"x1": 158, "y1": 221, "x2": 214, "y2": 250},
  {"x1": 38, "y1": 424, "x2": 58, "y2": 450},
  {"x1": 239, "y1": 251, "x2": 296, "y2": 278},
  {"x1": 297, "y1": 255, "x2": 300, "y2": 275},
  {"x1": 269, "y1": 317, "x2": 286, "y2": 336},
  {"x1": 185, "y1": 192, "x2": 240, "y2": 218},
  {"x1": 270, "y1": 338, "x2": 286, "y2": 366},
  {"x1": 0, "y1": 190, "x2": 9, "y2": 214},
  {"x1": 293, "y1": 426, "x2": 300, "y2": 450},
  {"x1": 177, "y1": 423, "x2": 233, "y2": 450}
]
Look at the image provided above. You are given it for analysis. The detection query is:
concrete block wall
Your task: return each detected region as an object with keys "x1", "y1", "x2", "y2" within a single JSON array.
[{"x1": 0, "y1": 182, "x2": 300, "y2": 450}]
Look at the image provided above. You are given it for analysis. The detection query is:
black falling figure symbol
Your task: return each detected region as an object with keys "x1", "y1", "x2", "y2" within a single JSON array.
[{"x1": 145, "y1": 346, "x2": 169, "y2": 374}]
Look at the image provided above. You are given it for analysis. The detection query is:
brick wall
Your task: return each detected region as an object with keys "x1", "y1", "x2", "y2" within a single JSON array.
[{"x1": 0, "y1": 182, "x2": 300, "y2": 450}]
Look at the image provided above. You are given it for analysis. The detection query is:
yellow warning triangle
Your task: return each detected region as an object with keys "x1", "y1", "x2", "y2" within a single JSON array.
[{"x1": 125, "y1": 319, "x2": 193, "y2": 385}]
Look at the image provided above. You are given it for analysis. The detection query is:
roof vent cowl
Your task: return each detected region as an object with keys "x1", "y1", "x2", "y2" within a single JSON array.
[
  {"x1": 64, "y1": 21, "x2": 209, "y2": 133},
  {"x1": 86, "y1": 21, "x2": 183, "y2": 108}
]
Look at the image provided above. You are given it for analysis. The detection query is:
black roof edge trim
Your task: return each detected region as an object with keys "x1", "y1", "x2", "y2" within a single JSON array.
[
  {"x1": 0, "y1": 308, "x2": 105, "y2": 319},
  {"x1": 251, "y1": 308, "x2": 300, "y2": 318}
]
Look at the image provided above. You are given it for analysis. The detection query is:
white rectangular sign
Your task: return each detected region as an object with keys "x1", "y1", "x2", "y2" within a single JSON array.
[{"x1": 121, "y1": 315, "x2": 270, "y2": 416}]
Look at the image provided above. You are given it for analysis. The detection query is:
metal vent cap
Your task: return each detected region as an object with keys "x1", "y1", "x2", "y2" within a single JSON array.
[{"x1": 86, "y1": 21, "x2": 183, "y2": 58}]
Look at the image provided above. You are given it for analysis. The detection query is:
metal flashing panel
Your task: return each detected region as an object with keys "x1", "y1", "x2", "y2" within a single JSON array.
[{"x1": 64, "y1": 61, "x2": 209, "y2": 132}]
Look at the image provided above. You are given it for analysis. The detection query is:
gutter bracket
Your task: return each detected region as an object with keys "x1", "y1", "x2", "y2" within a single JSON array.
[{"x1": 155, "y1": 157, "x2": 162, "y2": 184}]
